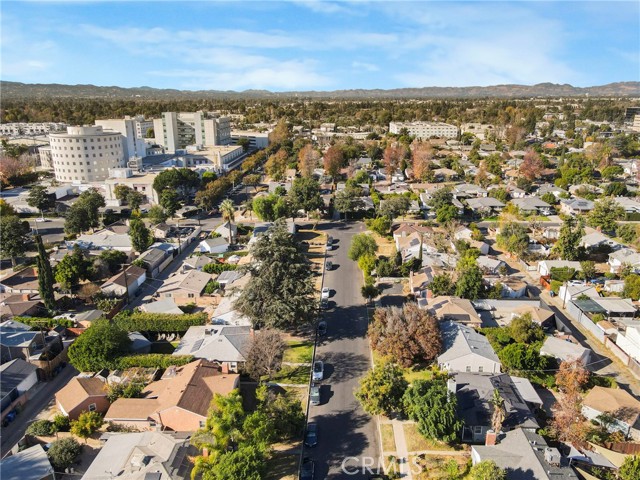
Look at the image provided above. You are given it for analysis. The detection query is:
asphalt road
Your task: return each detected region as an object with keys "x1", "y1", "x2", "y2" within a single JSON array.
[
  {"x1": 304, "y1": 221, "x2": 381, "y2": 479},
  {"x1": 1, "y1": 364, "x2": 78, "y2": 458}
]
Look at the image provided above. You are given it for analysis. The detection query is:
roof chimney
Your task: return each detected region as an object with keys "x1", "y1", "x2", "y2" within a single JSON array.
[{"x1": 485, "y1": 430, "x2": 497, "y2": 446}]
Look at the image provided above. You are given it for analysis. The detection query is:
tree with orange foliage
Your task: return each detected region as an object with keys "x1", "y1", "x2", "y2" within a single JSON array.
[
  {"x1": 411, "y1": 142, "x2": 433, "y2": 181},
  {"x1": 550, "y1": 359, "x2": 590, "y2": 443},
  {"x1": 265, "y1": 149, "x2": 289, "y2": 181},
  {"x1": 298, "y1": 144, "x2": 320, "y2": 178},
  {"x1": 519, "y1": 149, "x2": 544, "y2": 182},
  {"x1": 323, "y1": 145, "x2": 343, "y2": 180},
  {"x1": 383, "y1": 143, "x2": 407, "y2": 183}
]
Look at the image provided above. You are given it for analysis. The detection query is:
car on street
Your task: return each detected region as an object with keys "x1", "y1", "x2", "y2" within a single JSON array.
[
  {"x1": 320, "y1": 298, "x2": 329, "y2": 310},
  {"x1": 35, "y1": 217, "x2": 50, "y2": 222},
  {"x1": 321, "y1": 287, "x2": 330, "y2": 299},
  {"x1": 326, "y1": 236, "x2": 333, "y2": 250},
  {"x1": 317, "y1": 321, "x2": 327, "y2": 336},
  {"x1": 326, "y1": 260, "x2": 332, "y2": 270},
  {"x1": 310, "y1": 384, "x2": 320, "y2": 406},
  {"x1": 313, "y1": 360, "x2": 324, "y2": 381},
  {"x1": 304, "y1": 422, "x2": 318, "y2": 447},
  {"x1": 300, "y1": 457, "x2": 315, "y2": 480}
]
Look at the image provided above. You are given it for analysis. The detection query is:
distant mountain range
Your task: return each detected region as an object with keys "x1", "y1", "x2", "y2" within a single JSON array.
[{"x1": 2, "y1": 80, "x2": 639, "y2": 100}]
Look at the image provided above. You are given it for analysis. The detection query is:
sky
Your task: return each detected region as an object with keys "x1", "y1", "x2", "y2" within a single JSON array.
[{"x1": 1, "y1": 1, "x2": 639, "y2": 92}]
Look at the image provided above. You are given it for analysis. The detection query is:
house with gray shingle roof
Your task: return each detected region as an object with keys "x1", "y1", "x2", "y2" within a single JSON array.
[
  {"x1": 438, "y1": 321, "x2": 501, "y2": 374},
  {"x1": 466, "y1": 197, "x2": 505, "y2": 214},
  {"x1": 172, "y1": 325, "x2": 251, "y2": 372}
]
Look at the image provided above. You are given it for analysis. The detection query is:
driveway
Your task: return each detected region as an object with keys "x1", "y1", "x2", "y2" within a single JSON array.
[
  {"x1": 304, "y1": 221, "x2": 381, "y2": 479},
  {"x1": 1, "y1": 364, "x2": 78, "y2": 458}
]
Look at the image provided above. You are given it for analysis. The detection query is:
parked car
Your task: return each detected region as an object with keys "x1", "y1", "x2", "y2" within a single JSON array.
[
  {"x1": 326, "y1": 260, "x2": 332, "y2": 270},
  {"x1": 320, "y1": 299, "x2": 329, "y2": 310},
  {"x1": 321, "y1": 287, "x2": 330, "y2": 299},
  {"x1": 300, "y1": 457, "x2": 315, "y2": 480},
  {"x1": 304, "y1": 422, "x2": 318, "y2": 447},
  {"x1": 326, "y1": 236, "x2": 333, "y2": 250},
  {"x1": 313, "y1": 360, "x2": 324, "y2": 381},
  {"x1": 317, "y1": 321, "x2": 327, "y2": 336},
  {"x1": 310, "y1": 384, "x2": 320, "y2": 406}
]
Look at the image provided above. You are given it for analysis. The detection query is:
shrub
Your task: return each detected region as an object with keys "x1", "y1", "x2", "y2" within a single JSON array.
[
  {"x1": 26, "y1": 419, "x2": 55, "y2": 436},
  {"x1": 204, "y1": 280, "x2": 220, "y2": 294},
  {"x1": 47, "y1": 437, "x2": 82, "y2": 470},
  {"x1": 52, "y1": 414, "x2": 70, "y2": 432},
  {"x1": 113, "y1": 312, "x2": 207, "y2": 333},
  {"x1": 70, "y1": 411, "x2": 104, "y2": 440},
  {"x1": 203, "y1": 262, "x2": 238, "y2": 274},
  {"x1": 116, "y1": 354, "x2": 194, "y2": 369},
  {"x1": 15, "y1": 317, "x2": 74, "y2": 328},
  {"x1": 361, "y1": 284, "x2": 379, "y2": 300}
]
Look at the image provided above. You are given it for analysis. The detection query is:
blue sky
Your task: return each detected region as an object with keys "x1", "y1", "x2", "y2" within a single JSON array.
[{"x1": 2, "y1": 1, "x2": 638, "y2": 91}]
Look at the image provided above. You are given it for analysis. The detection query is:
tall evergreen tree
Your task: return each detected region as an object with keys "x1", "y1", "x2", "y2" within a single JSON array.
[
  {"x1": 234, "y1": 219, "x2": 316, "y2": 330},
  {"x1": 35, "y1": 235, "x2": 56, "y2": 313}
]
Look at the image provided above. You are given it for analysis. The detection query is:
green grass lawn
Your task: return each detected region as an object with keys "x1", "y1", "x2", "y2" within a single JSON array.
[
  {"x1": 267, "y1": 365, "x2": 310, "y2": 385},
  {"x1": 380, "y1": 423, "x2": 396, "y2": 452},
  {"x1": 283, "y1": 341, "x2": 314, "y2": 364},
  {"x1": 403, "y1": 367, "x2": 435, "y2": 384},
  {"x1": 403, "y1": 423, "x2": 456, "y2": 452}
]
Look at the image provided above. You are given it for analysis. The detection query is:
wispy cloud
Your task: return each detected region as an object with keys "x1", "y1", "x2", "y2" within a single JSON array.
[{"x1": 352, "y1": 61, "x2": 379, "y2": 72}]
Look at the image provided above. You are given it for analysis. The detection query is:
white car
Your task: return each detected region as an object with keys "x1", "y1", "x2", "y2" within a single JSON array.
[
  {"x1": 321, "y1": 287, "x2": 330, "y2": 299},
  {"x1": 312, "y1": 361, "x2": 324, "y2": 381},
  {"x1": 35, "y1": 217, "x2": 50, "y2": 222}
]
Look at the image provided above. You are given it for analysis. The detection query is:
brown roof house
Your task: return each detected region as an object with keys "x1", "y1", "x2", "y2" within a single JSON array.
[
  {"x1": 100, "y1": 265, "x2": 147, "y2": 299},
  {"x1": 55, "y1": 376, "x2": 109, "y2": 420},
  {"x1": 428, "y1": 296, "x2": 483, "y2": 327},
  {"x1": 104, "y1": 360, "x2": 239, "y2": 432},
  {"x1": 0, "y1": 267, "x2": 40, "y2": 294},
  {"x1": 581, "y1": 386, "x2": 640, "y2": 441}
]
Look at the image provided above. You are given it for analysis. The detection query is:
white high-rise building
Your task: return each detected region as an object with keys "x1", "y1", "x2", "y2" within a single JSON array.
[
  {"x1": 49, "y1": 126, "x2": 126, "y2": 183},
  {"x1": 153, "y1": 111, "x2": 231, "y2": 153},
  {"x1": 94, "y1": 116, "x2": 151, "y2": 160},
  {"x1": 389, "y1": 121, "x2": 458, "y2": 139}
]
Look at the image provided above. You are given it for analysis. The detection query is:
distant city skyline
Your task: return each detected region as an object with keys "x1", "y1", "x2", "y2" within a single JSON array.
[{"x1": 2, "y1": 1, "x2": 638, "y2": 92}]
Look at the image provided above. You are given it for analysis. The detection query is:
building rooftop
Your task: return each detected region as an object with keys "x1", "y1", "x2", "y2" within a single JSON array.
[
  {"x1": 438, "y1": 321, "x2": 500, "y2": 364},
  {"x1": 0, "y1": 445, "x2": 54, "y2": 480}
]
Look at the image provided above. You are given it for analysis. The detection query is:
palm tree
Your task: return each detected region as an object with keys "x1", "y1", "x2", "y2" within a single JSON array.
[
  {"x1": 220, "y1": 199, "x2": 235, "y2": 245},
  {"x1": 490, "y1": 389, "x2": 506, "y2": 435}
]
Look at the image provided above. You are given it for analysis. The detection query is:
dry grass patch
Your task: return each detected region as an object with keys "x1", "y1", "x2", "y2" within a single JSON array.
[
  {"x1": 264, "y1": 453, "x2": 298, "y2": 480},
  {"x1": 371, "y1": 232, "x2": 396, "y2": 257},
  {"x1": 380, "y1": 423, "x2": 396, "y2": 452},
  {"x1": 411, "y1": 454, "x2": 471, "y2": 480},
  {"x1": 403, "y1": 424, "x2": 456, "y2": 452}
]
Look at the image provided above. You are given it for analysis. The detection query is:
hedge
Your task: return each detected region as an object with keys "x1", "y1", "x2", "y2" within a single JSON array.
[
  {"x1": 14, "y1": 317, "x2": 74, "y2": 329},
  {"x1": 203, "y1": 262, "x2": 238, "y2": 274},
  {"x1": 113, "y1": 312, "x2": 207, "y2": 333},
  {"x1": 116, "y1": 354, "x2": 194, "y2": 369}
]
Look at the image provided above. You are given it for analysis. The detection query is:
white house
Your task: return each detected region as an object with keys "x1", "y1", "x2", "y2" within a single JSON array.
[
  {"x1": 615, "y1": 322, "x2": 640, "y2": 362},
  {"x1": 198, "y1": 237, "x2": 229, "y2": 254},
  {"x1": 215, "y1": 221, "x2": 238, "y2": 243},
  {"x1": 438, "y1": 321, "x2": 501, "y2": 373},
  {"x1": 580, "y1": 231, "x2": 621, "y2": 250},
  {"x1": 608, "y1": 248, "x2": 640, "y2": 274},
  {"x1": 537, "y1": 260, "x2": 582, "y2": 277},
  {"x1": 581, "y1": 387, "x2": 640, "y2": 441}
]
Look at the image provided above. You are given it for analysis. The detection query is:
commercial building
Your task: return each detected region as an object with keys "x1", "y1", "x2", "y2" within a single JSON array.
[
  {"x1": 230, "y1": 129, "x2": 269, "y2": 149},
  {"x1": 94, "y1": 115, "x2": 151, "y2": 160},
  {"x1": 104, "y1": 168, "x2": 159, "y2": 205},
  {"x1": 0, "y1": 122, "x2": 67, "y2": 137},
  {"x1": 153, "y1": 111, "x2": 231, "y2": 153},
  {"x1": 49, "y1": 126, "x2": 126, "y2": 183},
  {"x1": 389, "y1": 121, "x2": 458, "y2": 139}
]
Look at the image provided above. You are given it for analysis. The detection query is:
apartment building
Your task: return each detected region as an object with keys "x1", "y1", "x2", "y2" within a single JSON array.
[
  {"x1": 153, "y1": 111, "x2": 231, "y2": 153},
  {"x1": 94, "y1": 116, "x2": 151, "y2": 160},
  {"x1": 0, "y1": 122, "x2": 67, "y2": 137},
  {"x1": 389, "y1": 121, "x2": 458, "y2": 139}
]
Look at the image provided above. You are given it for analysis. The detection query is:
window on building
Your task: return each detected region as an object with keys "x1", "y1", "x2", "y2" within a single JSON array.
[
  {"x1": 466, "y1": 366, "x2": 471, "y2": 372},
  {"x1": 88, "y1": 403, "x2": 96, "y2": 412},
  {"x1": 478, "y1": 366, "x2": 484, "y2": 373}
]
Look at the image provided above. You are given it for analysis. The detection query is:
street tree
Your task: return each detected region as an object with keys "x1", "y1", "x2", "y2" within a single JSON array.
[
  {"x1": 265, "y1": 149, "x2": 288, "y2": 181},
  {"x1": 244, "y1": 329, "x2": 285, "y2": 380},
  {"x1": 355, "y1": 361, "x2": 408, "y2": 416},
  {"x1": 54, "y1": 246, "x2": 91, "y2": 291},
  {"x1": 366, "y1": 216, "x2": 392, "y2": 236},
  {"x1": 160, "y1": 189, "x2": 181, "y2": 218},
  {"x1": 587, "y1": 197, "x2": 625, "y2": 233},
  {"x1": 242, "y1": 174, "x2": 261, "y2": 195},
  {"x1": 152, "y1": 168, "x2": 200, "y2": 199},
  {"x1": 67, "y1": 319, "x2": 131, "y2": 372},
  {"x1": 128, "y1": 217, "x2": 153, "y2": 253},
  {"x1": 552, "y1": 216, "x2": 584, "y2": 261},
  {"x1": 220, "y1": 199, "x2": 236, "y2": 244},
  {"x1": 289, "y1": 177, "x2": 322, "y2": 218},
  {"x1": 35, "y1": 235, "x2": 56, "y2": 312},
  {"x1": 348, "y1": 233, "x2": 378, "y2": 261},
  {"x1": 403, "y1": 379, "x2": 462, "y2": 443},
  {"x1": 234, "y1": 219, "x2": 316, "y2": 330},
  {"x1": 0, "y1": 215, "x2": 30, "y2": 267},
  {"x1": 268, "y1": 119, "x2": 291, "y2": 146},
  {"x1": 26, "y1": 185, "x2": 54, "y2": 217},
  {"x1": 368, "y1": 304, "x2": 442, "y2": 367},
  {"x1": 64, "y1": 188, "x2": 105, "y2": 235},
  {"x1": 334, "y1": 186, "x2": 364, "y2": 219}
]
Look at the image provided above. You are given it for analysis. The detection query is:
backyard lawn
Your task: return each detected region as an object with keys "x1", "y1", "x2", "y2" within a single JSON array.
[
  {"x1": 283, "y1": 340, "x2": 314, "y2": 364},
  {"x1": 403, "y1": 366, "x2": 435, "y2": 384}
]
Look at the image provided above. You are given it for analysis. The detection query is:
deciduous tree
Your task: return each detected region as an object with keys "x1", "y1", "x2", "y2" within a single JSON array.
[
  {"x1": 496, "y1": 222, "x2": 529, "y2": 257},
  {"x1": 355, "y1": 361, "x2": 408, "y2": 416},
  {"x1": 411, "y1": 142, "x2": 433, "y2": 180},
  {"x1": 323, "y1": 145, "x2": 344, "y2": 180},
  {"x1": 587, "y1": 197, "x2": 625, "y2": 233},
  {"x1": 550, "y1": 359, "x2": 590, "y2": 443},
  {"x1": 383, "y1": 143, "x2": 407, "y2": 181},
  {"x1": 519, "y1": 149, "x2": 544, "y2": 182},
  {"x1": 70, "y1": 411, "x2": 104, "y2": 442},
  {"x1": 0, "y1": 215, "x2": 30, "y2": 267},
  {"x1": 469, "y1": 460, "x2": 506, "y2": 480},
  {"x1": 348, "y1": 233, "x2": 378, "y2": 261},
  {"x1": 160, "y1": 189, "x2": 181, "y2": 219},
  {"x1": 379, "y1": 195, "x2": 410, "y2": 220},
  {"x1": 27, "y1": 185, "x2": 54, "y2": 217},
  {"x1": 54, "y1": 246, "x2": 91, "y2": 291},
  {"x1": 128, "y1": 217, "x2": 153, "y2": 253},
  {"x1": 334, "y1": 185, "x2": 364, "y2": 219},
  {"x1": 67, "y1": 319, "x2": 131, "y2": 372},
  {"x1": 265, "y1": 149, "x2": 289, "y2": 181},
  {"x1": 368, "y1": 304, "x2": 442, "y2": 367},
  {"x1": 244, "y1": 329, "x2": 285, "y2": 380},
  {"x1": 289, "y1": 177, "x2": 322, "y2": 218},
  {"x1": 298, "y1": 144, "x2": 320, "y2": 177}
]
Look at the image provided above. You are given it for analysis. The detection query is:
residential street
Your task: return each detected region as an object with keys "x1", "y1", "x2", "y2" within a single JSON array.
[
  {"x1": 1, "y1": 364, "x2": 78, "y2": 458},
  {"x1": 304, "y1": 221, "x2": 381, "y2": 479}
]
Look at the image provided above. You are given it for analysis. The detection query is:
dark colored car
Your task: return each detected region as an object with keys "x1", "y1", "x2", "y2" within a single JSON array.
[
  {"x1": 317, "y1": 321, "x2": 327, "y2": 336},
  {"x1": 300, "y1": 457, "x2": 315, "y2": 480},
  {"x1": 304, "y1": 422, "x2": 318, "y2": 447}
]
